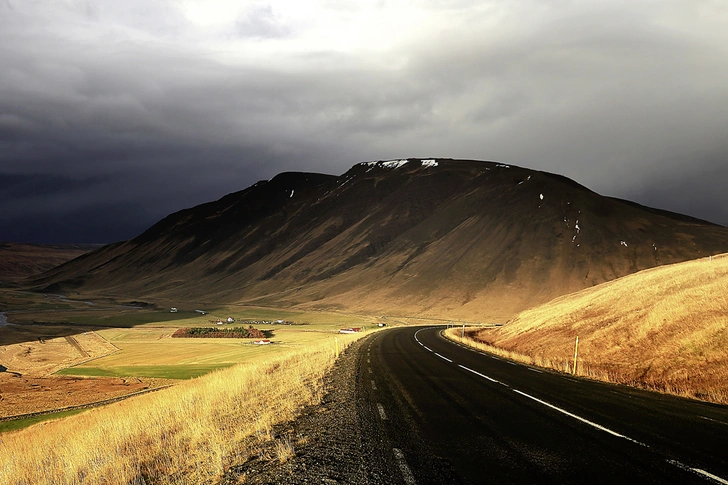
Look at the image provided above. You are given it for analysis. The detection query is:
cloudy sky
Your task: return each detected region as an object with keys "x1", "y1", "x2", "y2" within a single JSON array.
[{"x1": 1, "y1": 0, "x2": 727, "y2": 244}]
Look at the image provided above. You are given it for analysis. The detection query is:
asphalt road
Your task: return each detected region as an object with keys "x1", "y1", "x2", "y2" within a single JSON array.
[{"x1": 357, "y1": 326, "x2": 728, "y2": 485}]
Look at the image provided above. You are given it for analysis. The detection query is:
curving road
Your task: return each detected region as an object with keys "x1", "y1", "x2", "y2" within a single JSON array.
[{"x1": 357, "y1": 326, "x2": 728, "y2": 485}]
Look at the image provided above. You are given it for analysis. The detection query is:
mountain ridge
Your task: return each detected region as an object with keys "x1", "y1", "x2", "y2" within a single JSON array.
[{"x1": 29, "y1": 158, "x2": 728, "y2": 320}]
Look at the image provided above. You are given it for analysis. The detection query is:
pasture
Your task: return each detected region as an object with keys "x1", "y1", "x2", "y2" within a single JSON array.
[
  {"x1": 55, "y1": 306, "x2": 375, "y2": 379},
  {"x1": 0, "y1": 288, "x2": 379, "y2": 421}
]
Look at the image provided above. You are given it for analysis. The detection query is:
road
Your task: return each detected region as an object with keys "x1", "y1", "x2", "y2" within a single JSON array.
[{"x1": 357, "y1": 326, "x2": 728, "y2": 485}]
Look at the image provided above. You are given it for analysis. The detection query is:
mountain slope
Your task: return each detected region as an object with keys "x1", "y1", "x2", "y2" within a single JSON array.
[
  {"x1": 0, "y1": 243, "x2": 93, "y2": 284},
  {"x1": 30, "y1": 159, "x2": 728, "y2": 320},
  {"x1": 470, "y1": 253, "x2": 728, "y2": 402}
]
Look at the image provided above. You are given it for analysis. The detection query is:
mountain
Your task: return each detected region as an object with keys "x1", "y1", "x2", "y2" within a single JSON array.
[
  {"x1": 0, "y1": 243, "x2": 94, "y2": 284},
  {"x1": 29, "y1": 159, "x2": 728, "y2": 320}
]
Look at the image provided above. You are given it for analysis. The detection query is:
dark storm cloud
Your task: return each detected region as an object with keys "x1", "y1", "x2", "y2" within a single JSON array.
[{"x1": 1, "y1": 1, "x2": 727, "y2": 244}]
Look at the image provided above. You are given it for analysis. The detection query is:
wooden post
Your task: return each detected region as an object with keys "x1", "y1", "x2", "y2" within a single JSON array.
[
  {"x1": 335, "y1": 337, "x2": 339, "y2": 358},
  {"x1": 572, "y1": 336, "x2": 579, "y2": 375}
]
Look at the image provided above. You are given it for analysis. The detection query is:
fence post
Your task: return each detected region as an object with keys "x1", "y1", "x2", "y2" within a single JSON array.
[{"x1": 572, "y1": 336, "x2": 579, "y2": 375}]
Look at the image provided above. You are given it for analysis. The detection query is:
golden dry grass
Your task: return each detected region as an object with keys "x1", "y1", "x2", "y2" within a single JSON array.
[
  {"x1": 448, "y1": 254, "x2": 728, "y2": 403},
  {"x1": 0, "y1": 330, "x2": 118, "y2": 378},
  {"x1": 0, "y1": 332, "x2": 366, "y2": 485}
]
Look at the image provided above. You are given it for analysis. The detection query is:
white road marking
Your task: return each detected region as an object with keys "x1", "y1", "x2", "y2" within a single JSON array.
[
  {"x1": 512, "y1": 389, "x2": 645, "y2": 445},
  {"x1": 458, "y1": 364, "x2": 501, "y2": 384},
  {"x1": 668, "y1": 460, "x2": 728, "y2": 484},
  {"x1": 369, "y1": 368, "x2": 373, "y2": 374},
  {"x1": 699, "y1": 415, "x2": 728, "y2": 426},
  {"x1": 422, "y1": 345, "x2": 432, "y2": 352},
  {"x1": 371, "y1": 380, "x2": 377, "y2": 390},
  {"x1": 424, "y1": 326, "x2": 728, "y2": 483},
  {"x1": 367, "y1": 358, "x2": 371, "y2": 363},
  {"x1": 692, "y1": 468, "x2": 728, "y2": 484},
  {"x1": 377, "y1": 403, "x2": 387, "y2": 420},
  {"x1": 434, "y1": 352, "x2": 453, "y2": 363},
  {"x1": 393, "y1": 448, "x2": 417, "y2": 485}
]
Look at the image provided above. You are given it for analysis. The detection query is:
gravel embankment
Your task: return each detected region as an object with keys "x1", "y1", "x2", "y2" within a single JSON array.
[{"x1": 218, "y1": 335, "x2": 389, "y2": 485}]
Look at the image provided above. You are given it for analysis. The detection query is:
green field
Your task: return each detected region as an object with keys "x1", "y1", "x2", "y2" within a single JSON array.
[
  {"x1": 56, "y1": 364, "x2": 235, "y2": 379},
  {"x1": 0, "y1": 409, "x2": 88, "y2": 433},
  {"x1": 52, "y1": 305, "x2": 378, "y2": 379},
  {"x1": 0, "y1": 288, "x2": 381, "y2": 380}
]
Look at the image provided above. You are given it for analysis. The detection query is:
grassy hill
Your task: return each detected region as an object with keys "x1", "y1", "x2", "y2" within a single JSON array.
[
  {"x1": 28, "y1": 159, "x2": 728, "y2": 321},
  {"x1": 0, "y1": 243, "x2": 92, "y2": 283},
  {"x1": 466, "y1": 253, "x2": 728, "y2": 403}
]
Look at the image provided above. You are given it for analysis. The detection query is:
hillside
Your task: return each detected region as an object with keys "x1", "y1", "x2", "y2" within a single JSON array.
[
  {"x1": 469, "y1": 253, "x2": 728, "y2": 402},
  {"x1": 29, "y1": 159, "x2": 728, "y2": 320},
  {"x1": 0, "y1": 243, "x2": 93, "y2": 284}
]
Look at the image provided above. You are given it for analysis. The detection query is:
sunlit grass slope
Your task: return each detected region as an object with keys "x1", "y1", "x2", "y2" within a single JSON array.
[
  {"x1": 0, "y1": 332, "x2": 365, "y2": 485},
  {"x1": 464, "y1": 254, "x2": 728, "y2": 403}
]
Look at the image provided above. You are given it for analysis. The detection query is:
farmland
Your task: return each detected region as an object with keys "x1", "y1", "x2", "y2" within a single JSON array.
[{"x1": 0, "y1": 288, "x2": 378, "y2": 421}]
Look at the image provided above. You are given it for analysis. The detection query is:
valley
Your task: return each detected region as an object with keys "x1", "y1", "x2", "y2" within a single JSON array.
[
  {"x1": 0, "y1": 288, "x2": 377, "y2": 423},
  {"x1": 1, "y1": 159, "x2": 727, "y2": 484}
]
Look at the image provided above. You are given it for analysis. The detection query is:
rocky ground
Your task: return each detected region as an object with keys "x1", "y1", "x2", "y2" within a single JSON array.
[{"x1": 218, "y1": 335, "x2": 393, "y2": 485}]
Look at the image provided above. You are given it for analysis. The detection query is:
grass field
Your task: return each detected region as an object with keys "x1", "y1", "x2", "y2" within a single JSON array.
[
  {"x1": 0, "y1": 409, "x2": 88, "y2": 433},
  {"x1": 451, "y1": 253, "x2": 728, "y2": 403},
  {"x1": 53, "y1": 308, "x2": 375, "y2": 379},
  {"x1": 56, "y1": 364, "x2": 235, "y2": 379},
  {"x1": 0, "y1": 291, "x2": 379, "y2": 422},
  {"x1": 0, "y1": 330, "x2": 372, "y2": 484}
]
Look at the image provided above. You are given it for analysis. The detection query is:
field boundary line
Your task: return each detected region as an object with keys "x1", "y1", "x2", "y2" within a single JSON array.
[{"x1": 0, "y1": 384, "x2": 174, "y2": 423}]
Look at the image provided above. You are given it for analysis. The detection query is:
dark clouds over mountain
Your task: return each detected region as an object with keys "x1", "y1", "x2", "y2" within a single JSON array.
[{"x1": 1, "y1": 1, "x2": 727, "y2": 243}]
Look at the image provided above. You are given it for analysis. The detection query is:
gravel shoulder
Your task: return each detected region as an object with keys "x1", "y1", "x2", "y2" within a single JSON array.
[{"x1": 218, "y1": 334, "x2": 390, "y2": 485}]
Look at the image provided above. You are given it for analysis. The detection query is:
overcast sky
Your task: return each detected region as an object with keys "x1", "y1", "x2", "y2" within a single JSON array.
[{"x1": 1, "y1": 0, "x2": 727, "y2": 244}]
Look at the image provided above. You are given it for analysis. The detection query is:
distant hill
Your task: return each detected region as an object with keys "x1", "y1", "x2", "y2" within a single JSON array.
[
  {"x1": 470, "y1": 253, "x2": 728, "y2": 403},
  {"x1": 28, "y1": 159, "x2": 728, "y2": 320},
  {"x1": 0, "y1": 243, "x2": 93, "y2": 284}
]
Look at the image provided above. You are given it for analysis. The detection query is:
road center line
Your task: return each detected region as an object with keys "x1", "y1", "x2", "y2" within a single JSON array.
[
  {"x1": 429, "y1": 327, "x2": 727, "y2": 483},
  {"x1": 668, "y1": 460, "x2": 728, "y2": 484},
  {"x1": 434, "y1": 352, "x2": 453, "y2": 363},
  {"x1": 393, "y1": 448, "x2": 417, "y2": 485},
  {"x1": 457, "y1": 364, "x2": 501, "y2": 384},
  {"x1": 691, "y1": 468, "x2": 728, "y2": 484},
  {"x1": 371, "y1": 380, "x2": 377, "y2": 390},
  {"x1": 699, "y1": 415, "x2": 728, "y2": 426},
  {"x1": 457, "y1": 364, "x2": 645, "y2": 446},
  {"x1": 528, "y1": 367, "x2": 543, "y2": 373},
  {"x1": 377, "y1": 403, "x2": 387, "y2": 420},
  {"x1": 511, "y1": 389, "x2": 645, "y2": 445}
]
